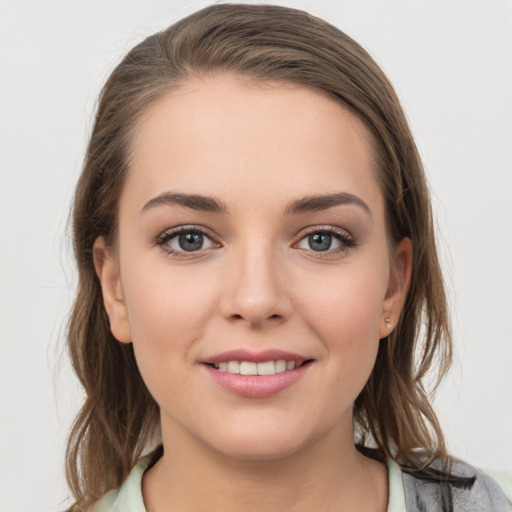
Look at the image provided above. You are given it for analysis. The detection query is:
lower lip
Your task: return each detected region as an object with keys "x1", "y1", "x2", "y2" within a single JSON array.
[{"x1": 203, "y1": 363, "x2": 311, "y2": 398}]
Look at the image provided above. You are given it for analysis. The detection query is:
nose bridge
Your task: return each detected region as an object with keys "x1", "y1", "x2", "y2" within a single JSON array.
[{"x1": 221, "y1": 235, "x2": 291, "y2": 325}]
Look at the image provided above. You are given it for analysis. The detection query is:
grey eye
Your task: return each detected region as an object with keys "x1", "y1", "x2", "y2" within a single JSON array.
[
  {"x1": 296, "y1": 229, "x2": 349, "y2": 253},
  {"x1": 178, "y1": 232, "x2": 204, "y2": 251},
  {"x1": 307, "y1": 233, "x2": 333, "y2": 251},
  {"x1": 157, "y1": 226, "x2": 218, "y2": 256}
]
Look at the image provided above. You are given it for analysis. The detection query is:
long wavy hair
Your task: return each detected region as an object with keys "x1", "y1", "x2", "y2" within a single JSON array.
[{"x1": 66, "y1": 4, "x2": 452, "y2": 509}]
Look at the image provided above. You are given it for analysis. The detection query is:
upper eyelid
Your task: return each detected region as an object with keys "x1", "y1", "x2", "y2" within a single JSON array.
[
  {"x1": 295, "y1": 225, "x2": 353, "y2": 240},
  {"x1": 158, "y1": 224, "x2": 351, "y2": 236},
  {"x1": 158, "y1": 224, "x2": 218, "y2": 239}
]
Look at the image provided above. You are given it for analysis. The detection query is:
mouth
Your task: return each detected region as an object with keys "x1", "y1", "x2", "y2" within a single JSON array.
[
  {"x1": 205, "y1": 359, "x2": 313, "y2": 375},
  {"x1": 201, "y1": 349, "x2": 314, "y2": 398}
]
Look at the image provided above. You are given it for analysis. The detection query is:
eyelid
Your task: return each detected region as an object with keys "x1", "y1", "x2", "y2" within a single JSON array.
[
  {"x1": 154, "y1": 224, "x2": 221, "y2": 258},
  {"x1": 298, "y1": 225, "x2": 353, "y2": 240},
  {"x1": 294, "y1": 225, "x2": 357, "y2": 255}
]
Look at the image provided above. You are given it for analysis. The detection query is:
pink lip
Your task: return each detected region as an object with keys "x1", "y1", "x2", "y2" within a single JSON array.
[
  {"x1": 204, "y1": 364, "x2": 311, "y2": 398},
  {"x1": 203, "y1": 348, "x2": 309, "y2": 365},
  {"x1": 201, "y1": 349, "x2": 313, "y2": 398}
]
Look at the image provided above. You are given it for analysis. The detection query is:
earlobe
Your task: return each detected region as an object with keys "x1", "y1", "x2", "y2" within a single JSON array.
[
  {"x1": 93, "y1": 237, "x2": 132, "y2": 344},
  {"x1": 379, "y1": 237, "x2": 413, "y2": 339}
]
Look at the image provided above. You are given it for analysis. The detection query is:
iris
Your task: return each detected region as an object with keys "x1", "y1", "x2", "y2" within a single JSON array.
[
  {"x1": 179, "y1": 232, "x2": 204, "y2": 251},
  {"x1": 308, "y1": 233, "x2": 332, "y2": 251}
]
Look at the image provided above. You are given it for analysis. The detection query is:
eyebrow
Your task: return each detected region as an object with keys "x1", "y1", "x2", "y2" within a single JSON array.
[
  {"x1": 142, "y1": 192, "x2": 229, "y2": 213},
  {"x1": 141, "y1": 191, "x2": 371, "y2": 217},
  {"x1": 284, "y1": 192, "x2": 371, "y2": 216}
]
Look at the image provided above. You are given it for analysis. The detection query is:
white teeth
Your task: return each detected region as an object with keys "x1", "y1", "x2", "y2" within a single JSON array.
[
  {"x1": 257, "y1": 361, "x2": 276, "y2": 375},
  {"x1": 240, "y1": 361, "x2": 258, "y2": 375},
  {"x1": 227, "y1": 361, "x2": 240, "y2": 374},
  {"x1": 213, "y1": 359, "x2": 304, "y2": 375},
  {"x1": 275, "y1": 360, "x2": 287, "y2": 373}
]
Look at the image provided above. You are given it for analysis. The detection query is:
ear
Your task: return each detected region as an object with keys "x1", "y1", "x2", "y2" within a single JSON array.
[
  {"x1": 93, "y1": 237, "x2": 132, "y2": 344},
  {"x1": 378, "y1": 237, "x2": 413, "y2": 339}
]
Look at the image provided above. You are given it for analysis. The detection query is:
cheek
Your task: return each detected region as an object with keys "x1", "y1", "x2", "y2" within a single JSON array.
[
  {"x1": 294, "y1": 259, "x2": 388, "y2": 385},
  {"x1": 297, "y1": 262, "x2": 388, "y2": 338},
  {"x1": 120, "y1": 263, "x2": 222, "y2": 414},
  {"x1": 123, "y1": 257, "x2": 215, "y2": 331},
  {"x1": 120, "y1": 260, "x2": 219, "y2": 371}
]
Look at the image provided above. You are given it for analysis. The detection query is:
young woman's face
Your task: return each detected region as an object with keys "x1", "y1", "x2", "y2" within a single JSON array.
[{"x1": 97, "y1": 74, "x2": 410, "y2": 460}]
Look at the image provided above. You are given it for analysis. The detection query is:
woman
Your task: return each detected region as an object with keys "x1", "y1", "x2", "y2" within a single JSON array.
[{"x1": 65, "y1": 4, "x2": 511, "y2": 511}]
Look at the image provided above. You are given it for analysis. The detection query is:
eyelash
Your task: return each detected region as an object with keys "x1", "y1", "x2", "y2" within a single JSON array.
[
  {"x1": 154, "y1": 225, "x2": 357, "y2": 259},
  {"x1": 296, "y1": 226, "x2": 357, "y2": 257},
  {"x1": 154, "y1": 225, "x2": 219, "y2": 259}
]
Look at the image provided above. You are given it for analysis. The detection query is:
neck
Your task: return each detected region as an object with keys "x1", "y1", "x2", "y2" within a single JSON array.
[{"x1": 142, "y1": 420, "x2": 388, "y2": 512}]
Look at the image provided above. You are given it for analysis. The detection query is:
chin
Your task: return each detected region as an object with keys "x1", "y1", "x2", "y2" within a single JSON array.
[
  {"x1": 215, "y1": 439, "x2": 306, "y2": 461},
  {"x1": 206, "y1": 423, "x2": 320, "y2": 462}
]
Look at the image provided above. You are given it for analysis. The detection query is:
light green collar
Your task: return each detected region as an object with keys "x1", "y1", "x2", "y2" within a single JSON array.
[{"x1": 386, "y1": 458, "x2": 407, "y2": 512}]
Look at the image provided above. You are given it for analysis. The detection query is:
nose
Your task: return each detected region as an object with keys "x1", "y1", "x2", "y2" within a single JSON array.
[{"x1": 219, "y1": 243, "x2": 292, "y2": 328}]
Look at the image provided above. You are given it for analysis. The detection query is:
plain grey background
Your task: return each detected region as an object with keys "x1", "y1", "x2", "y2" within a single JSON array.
[{"x1": 0, "y1": 1, "x2": 511, "y2": 510}]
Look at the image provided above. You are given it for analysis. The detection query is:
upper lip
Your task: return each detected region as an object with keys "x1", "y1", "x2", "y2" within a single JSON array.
[{"x1": 203, "y1": 349, "x2": 311, "y2": 365}]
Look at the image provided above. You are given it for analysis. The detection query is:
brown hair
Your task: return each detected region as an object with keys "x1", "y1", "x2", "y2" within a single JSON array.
[{"x1": 66, "y1": 3, "x2": 452, "y2": 509}]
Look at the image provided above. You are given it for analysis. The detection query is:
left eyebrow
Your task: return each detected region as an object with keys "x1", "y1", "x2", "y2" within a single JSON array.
[{"x1": 284, "y1": 192, "x2": 371, "y2": 217}]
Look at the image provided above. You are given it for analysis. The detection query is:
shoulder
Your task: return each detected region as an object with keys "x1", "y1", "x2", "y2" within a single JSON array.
[
  {"x1": 401, "y1": 458, "x2": 512, "y2": 512},
  {"x1": 88, "y1": 457, "x2": 150, "y2": 512},
  {"x1": 88, "y1": 488, "x2": 118, "y2": 511},
  {"x1": 482, "y1": 469, "x2": 512, "y2": 506}
]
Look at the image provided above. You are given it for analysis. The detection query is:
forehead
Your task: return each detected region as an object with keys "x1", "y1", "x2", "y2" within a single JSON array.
[{"x1": 124, "y1": 74, "x2": 382, "y2": 213}]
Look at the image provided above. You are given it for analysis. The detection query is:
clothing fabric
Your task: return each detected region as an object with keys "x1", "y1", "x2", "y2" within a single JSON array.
[
  {"x1": 90, "y1": 456, "x2": 512, "y2": 512},
  {"x1": 401, "y1": 460, "x2": 512, "y2": 511}
]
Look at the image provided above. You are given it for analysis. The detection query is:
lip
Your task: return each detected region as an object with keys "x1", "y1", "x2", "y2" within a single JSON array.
[
  {"x1": 201, "y1": 349, "x2": 313, "y2": 398},
  {"x1": 203, "y1": 348, "x2": 309, "y2": 365}
]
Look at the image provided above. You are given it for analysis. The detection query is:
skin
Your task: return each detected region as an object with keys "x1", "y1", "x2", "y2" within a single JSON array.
[{"x1": 95, "y1": 74, "x2": 412, "y2": 512}]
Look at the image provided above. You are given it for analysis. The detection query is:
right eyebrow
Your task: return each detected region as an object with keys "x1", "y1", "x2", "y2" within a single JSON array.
[
  {"x1": 141, "y1": 192, "x2": 229, "y2": 214},
  {"x1": 284, "y1": 192, "x2": 371, "y2": 217}
]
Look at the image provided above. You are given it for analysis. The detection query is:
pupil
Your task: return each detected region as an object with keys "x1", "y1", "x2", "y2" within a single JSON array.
[
  {"x1": 179, "y1": 232, "x2": 203, "y2": 251},
  {"x1": 309, "y1": 233, "x2": 331, "y2": 251}
]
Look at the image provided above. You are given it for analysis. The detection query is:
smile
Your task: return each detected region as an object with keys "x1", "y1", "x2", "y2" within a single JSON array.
[
  {"x1": 211, "y1": 360, "x2": 304, "y2": 375},
  {"x1": 202, "y1": 350, "x2": 313, "y2": 398}
]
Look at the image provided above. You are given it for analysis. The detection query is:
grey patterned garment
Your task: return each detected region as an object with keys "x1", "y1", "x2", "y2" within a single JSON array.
[{"x1": 403, "y1": 459, "x2": 512, "y2": 512}]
